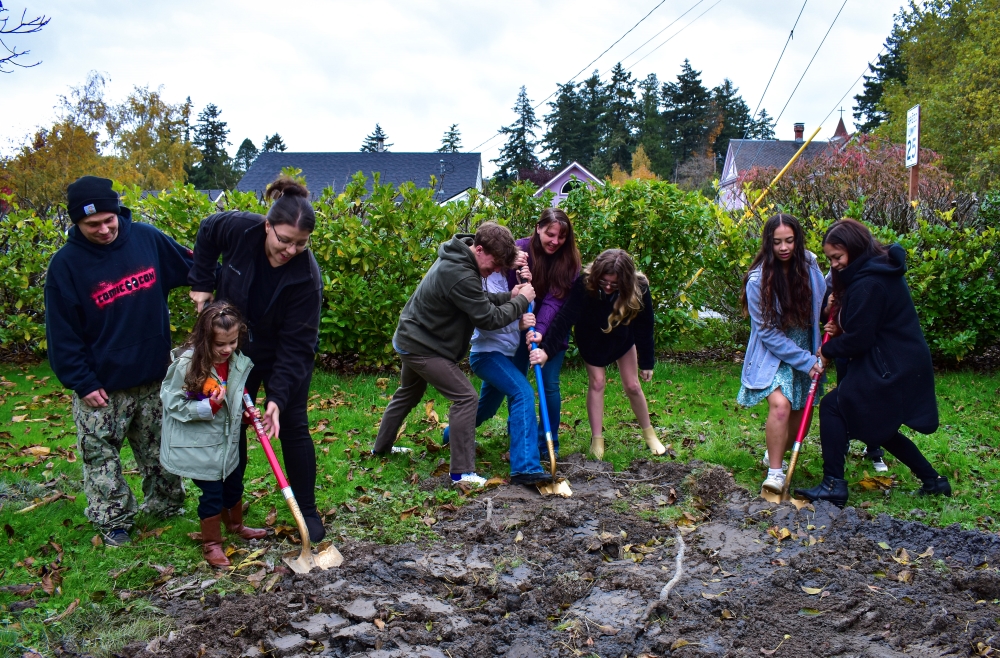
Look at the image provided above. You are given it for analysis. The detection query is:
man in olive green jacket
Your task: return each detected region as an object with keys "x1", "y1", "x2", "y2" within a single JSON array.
[{"x1": 373, "y1": 222, "x2": 535, "y2": 486}]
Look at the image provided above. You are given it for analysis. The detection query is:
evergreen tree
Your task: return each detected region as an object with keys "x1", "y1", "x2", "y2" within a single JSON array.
[
  {"x1": 634, "y1": 73, "x2": 673, "y2": 178},
  {"x1": 750, "y1": 109, "x2": 776, "y2": 139},
  {"x1": 360, "y1": 124, "x2": 392, "y2": 152},
  {"x1": 711, "y1": 79, "x2": 754, "y2": 171},
  {"x1": 591, "y1": 64, "x2": 638, "y2": 176},
  {"x1": 189, "y1": 103, "x2": 237, "y2": 189},
  {"x1": 542, "y1": 82, "x2": 585, "y2": 168},
  {"x1": 662, "y1": 60, "x2": 715, "y2": 169},
  {"x1": 853, "y1": 11, "x2": 909, "y2": 133},
  {"x1": 234, "y1": 138, "x2": 258, "y2": 173},
  {"x1": 492, "y1": 86, "x2": 540, "y2": 182},
  {"x1": 262, "y1": 133, "x2": 287, "y2": 152},
  {"x1": 438, "y1": 124, "x2": 462, "y2": 152}
]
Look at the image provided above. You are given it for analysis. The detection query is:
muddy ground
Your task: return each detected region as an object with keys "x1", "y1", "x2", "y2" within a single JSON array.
[{"x1": 76, "y1": 456, "x2": 1000, "y2": 657}]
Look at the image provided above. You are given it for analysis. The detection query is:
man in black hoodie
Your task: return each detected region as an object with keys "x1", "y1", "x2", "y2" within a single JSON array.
[{"x1": 45, "y1": 176, "x2": 194, "y2": 546}]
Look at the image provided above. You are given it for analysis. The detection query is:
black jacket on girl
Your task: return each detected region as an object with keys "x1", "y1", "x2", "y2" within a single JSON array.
[
  {"x1": 540, "y1": 275, "x2": 655, "y2": 369},
  {"x1": 822, "y1": 244, "x2": 938, "y2": 441}
]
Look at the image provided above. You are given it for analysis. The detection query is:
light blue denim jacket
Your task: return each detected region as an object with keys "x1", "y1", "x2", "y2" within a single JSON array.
[{"x1": 741, "y1": 251, "x2": 826, "y2": 389}]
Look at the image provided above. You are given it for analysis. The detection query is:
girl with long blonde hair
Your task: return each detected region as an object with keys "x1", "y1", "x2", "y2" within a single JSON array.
[{"x1": 530, "y1": 249, "x2": 663, "y2": 459}]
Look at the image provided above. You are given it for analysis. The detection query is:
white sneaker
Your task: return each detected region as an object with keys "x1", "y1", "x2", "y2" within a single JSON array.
[
  {"x1": 452, "y1": 473, "x2": 487, "y2": 487},
  {"x1": 762, "y1": 471, "x2": 786, "y2": 494},
  {"x1": 390, "y1": 446, "x2": 412, "y2": 454},
  {"x1": 762, "y1": 450, "x2": 788, "y2": 470},
  {"x1": 872, "y1": 458, "x2": 889, "y2": 473}
]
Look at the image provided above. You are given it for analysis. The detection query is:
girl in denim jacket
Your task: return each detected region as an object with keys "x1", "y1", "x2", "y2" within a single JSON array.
[{"x1": 738, "y1": 214, "x2": 826, "y2": 494}]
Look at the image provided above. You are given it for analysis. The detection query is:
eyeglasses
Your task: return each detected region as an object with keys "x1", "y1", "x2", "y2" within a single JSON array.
[
  {"x1": 598, "y1": 279, "x2": 619, "y2": 291},
  {"x1": 271, "y1": 229, "x2": 310, "y2": 250}
]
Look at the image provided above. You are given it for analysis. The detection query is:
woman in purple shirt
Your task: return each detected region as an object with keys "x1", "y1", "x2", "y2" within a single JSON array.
[{"x1": 477, "y1": 208, "x2": 580, "y2": 459}]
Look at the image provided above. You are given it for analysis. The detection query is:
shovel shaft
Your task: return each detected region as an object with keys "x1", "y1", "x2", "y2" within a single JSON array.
[
  {"x1": 780, "y1": 333, "x2": 830, "y2": 498},
  {"x1": 526, "y1": 302, "x2": 557, "y2": 477},
  {"x1": 243, "y1": 393, "x2": 290, "y2": 489}
]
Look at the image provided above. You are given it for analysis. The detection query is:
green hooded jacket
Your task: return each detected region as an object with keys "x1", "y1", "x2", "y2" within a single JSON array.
[
  {"x1": 392, "y1": 235, "x2": 530, "y2": 362},
  {"x1": 159, "y1": 348, "x2": 253, "y2": 481}
]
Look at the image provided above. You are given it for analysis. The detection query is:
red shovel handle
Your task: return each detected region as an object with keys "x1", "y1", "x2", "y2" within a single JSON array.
[{"x1": 243, "y1": 393, "x2": 290, "y2": 490}]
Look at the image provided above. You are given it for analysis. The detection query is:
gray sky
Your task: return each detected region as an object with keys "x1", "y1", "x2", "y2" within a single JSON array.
[{"x1": 2, "y1": 0, "x2": 902, "y2": 175}]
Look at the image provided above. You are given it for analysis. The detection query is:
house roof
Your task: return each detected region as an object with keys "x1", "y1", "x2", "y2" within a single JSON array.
[
  {"x1": 534, "y1": 161, "x2": 602, "y2": 197},
  {"x1": 720, "y1": 139, "x2": 833, "y2": 187},
  {"x1": 237, "y1": 152, "x2": 482, "y2": 199}
]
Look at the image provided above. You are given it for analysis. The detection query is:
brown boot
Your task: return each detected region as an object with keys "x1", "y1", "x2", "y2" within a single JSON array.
[
  {"x1": 200, "y1": 514, "x2": 231, "y2": 568},
  {"x1": 221, "y1": 499, "x2": 267, "y2": 540}
]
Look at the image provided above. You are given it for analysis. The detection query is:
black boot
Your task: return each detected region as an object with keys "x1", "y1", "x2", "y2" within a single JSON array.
[
  {"x1": 794, "y1": 476, "x2": 849, "y2": 508},
  {"x1": 916, "y1": 475, "x2": 951, "y2": 497}
]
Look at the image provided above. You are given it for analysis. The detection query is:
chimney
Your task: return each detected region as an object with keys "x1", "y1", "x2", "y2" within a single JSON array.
[
  {"x1": 793, "y1": 123, "x2": 804, "y2": 142},
  {"x1": 376, "y1": 136, "x2": 385, "y2": 152}
]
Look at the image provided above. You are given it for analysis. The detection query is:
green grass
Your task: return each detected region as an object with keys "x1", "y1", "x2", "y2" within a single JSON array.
[{"x1": 1, "y1": 358, "x2": 999, "y2": 654}]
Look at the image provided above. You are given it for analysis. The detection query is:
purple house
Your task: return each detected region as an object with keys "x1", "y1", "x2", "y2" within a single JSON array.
[{"x1": 533, "y1": 161, "x2": 602, "y2": 206}]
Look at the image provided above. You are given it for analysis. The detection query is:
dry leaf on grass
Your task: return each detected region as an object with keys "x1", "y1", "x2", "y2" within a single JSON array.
[{"x1": 265, "y1": 506, "x2": 277, "y2": 526}]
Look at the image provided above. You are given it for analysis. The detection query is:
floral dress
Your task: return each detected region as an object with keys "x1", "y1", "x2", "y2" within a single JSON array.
[{"x1": 737, "y1": 326, "x2": 821, "y2": 410}]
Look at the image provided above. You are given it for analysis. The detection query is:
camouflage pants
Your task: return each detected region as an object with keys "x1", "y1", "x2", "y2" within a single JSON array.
[{"x1": 72, "y1": 381, "x2": 185, "y2": 532}]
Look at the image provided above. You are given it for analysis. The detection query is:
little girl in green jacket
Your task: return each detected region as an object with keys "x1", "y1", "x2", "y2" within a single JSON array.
[{"x1": 160, "y1": 301, "x2": 266, "y2": 567}]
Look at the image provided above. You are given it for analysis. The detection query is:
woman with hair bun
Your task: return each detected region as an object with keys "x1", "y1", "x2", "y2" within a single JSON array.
[
  {"x1": 529, "y1": 248, "x2": 663, "y2": 460},
  {"x1": 188, "y1": 176, "x2": 326, "y2": 542}
]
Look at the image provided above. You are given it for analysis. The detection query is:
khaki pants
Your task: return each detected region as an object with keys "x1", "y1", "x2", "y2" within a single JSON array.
[
  {"x1": 72, "y1": 382, "x2": 185, "y2": 532},
  {"x1": 373, "y1": 353, "x2": 477, "y2": 474}
]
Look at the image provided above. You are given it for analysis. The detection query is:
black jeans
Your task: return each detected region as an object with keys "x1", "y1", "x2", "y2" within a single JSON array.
[
  {"x1": 244, "y1": 365, "x2": 318, "y2": 517},
  {"x1": 820, "y1": 387, "x2": 938, "y2": 481},
  {"x1": 193, "y1": 440, "x2": 246, "y2": 519}
]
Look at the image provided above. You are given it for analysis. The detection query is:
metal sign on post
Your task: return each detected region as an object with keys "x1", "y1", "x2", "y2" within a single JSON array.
[{"x1": 906, "y1": 104, "x2": 920, "y2": 202}]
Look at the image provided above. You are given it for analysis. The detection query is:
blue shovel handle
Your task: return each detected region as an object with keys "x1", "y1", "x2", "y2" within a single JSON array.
[{"x1": 527, "y1": 301, "x2": 557, "y2": 476}]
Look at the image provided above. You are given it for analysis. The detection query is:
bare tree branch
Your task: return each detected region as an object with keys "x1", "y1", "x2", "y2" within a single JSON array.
[{"x1": 0, "y1": 5, "x2": 51, "y2": 73}]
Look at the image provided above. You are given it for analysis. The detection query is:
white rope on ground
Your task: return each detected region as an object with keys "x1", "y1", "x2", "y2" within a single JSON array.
[
  {"x1": 642, "y1": 529, "x2": 686, "y2": 622},
  {"x1": 485, "y1": 497, "x2": 493, "y2": 523},
  {"x1": 659, "y1": 530, "x2": 686, "y2": 600}
]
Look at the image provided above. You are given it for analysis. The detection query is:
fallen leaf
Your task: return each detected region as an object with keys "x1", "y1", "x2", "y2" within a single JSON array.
[
  {"x1": 375, "y1": 378, "x2": 389, "y2": 390},
  {"x1": 43, "y1": 598, "x2": 78, "y2": 624},
  {"x1": 918, "y1": 546, "x2": 934, "y2": 559},
  {"x1": 408, "y1": 472, "x2": 420, "y2": 485},
  {"x1": 768, "y1": 526, "x2": 792, "y2": 542},
  {"x1": 721, "y1": 609, "x2": 735, "y2": 619},
  {"x1": 671, "y1": 639, "x2": 690, "y2": 650},
  {"x1": 801, "y1": 586, "x2": 823, "y2": 595},
  {"x1": 514, "y1": 531, "x2": 524, "y2": 542},
  {"x1": 265, "y1": 505, "x2": 277, "y2": 526},
  {"x1": 421, "y1": 516, "x2": 436, "y2": 527},
  {"x1": 374, "y1": 617, "x2": 385, "y2": 630},
  {"x1": 878, "y1": 542, "x2": 891, "y2": 550},
  {"x1": 3, "y1": 524, "x2": 13, "y2": 539},
  {"x1": 424, "y1": 400, "x2": 439, "y2": 424},
  {"x1": 136, "y1": 526, "x2": 170, "y2": 542},
  {"x1": 11, "y1": 415, "x2": 27, "y2": 423},
  {"x1": 798, "y1": 608, "x2": 825, "y2": 616},
  {"x1": 430, "y1": 460, "x2": 449, "y2": 477},
  {"x1": 898, "y1": 569, "x2": 913, "y2": 583},
  {"x1": 24, "y1": 445, "x2": 50, "y2": 456},
  {"x1": 89, "y1": 534, "x2": 103, "y2": 548},
  {"x1": 484, "y1": 476, "x2": 505, "y2": 488}
]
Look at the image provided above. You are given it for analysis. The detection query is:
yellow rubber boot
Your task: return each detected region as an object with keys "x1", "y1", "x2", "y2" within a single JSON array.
[
  {"x1": 589, "y1": 434, "x2": 605, "y2": 461},
  {"x1": 643, "y1": 426, "x2": 666, "y2": 456}
]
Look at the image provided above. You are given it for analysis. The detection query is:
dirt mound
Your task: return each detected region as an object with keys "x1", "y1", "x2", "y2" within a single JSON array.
[{"x1": 107, "y1": 461, "x2": 1000, "y2": 657}]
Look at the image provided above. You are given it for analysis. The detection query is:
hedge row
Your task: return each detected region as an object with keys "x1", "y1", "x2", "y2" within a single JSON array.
[{"x1": 0, "y1": 177, "x2": 996, "y2": 365}]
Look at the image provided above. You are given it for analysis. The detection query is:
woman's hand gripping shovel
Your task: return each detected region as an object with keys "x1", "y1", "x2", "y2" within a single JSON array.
[
  {"x1": 243, "y1": 394, "x2": 344, "y2": 573},
  {"x1": 526, "y1": 303, "x2": 572, "y2": 498},
  {"x1": 760, "y1": 334, "x2": 830, "y2": 508}
]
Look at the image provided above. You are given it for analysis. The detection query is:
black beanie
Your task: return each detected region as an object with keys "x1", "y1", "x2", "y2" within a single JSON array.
[{"x1": 67, "y1": 176, "x2": 120, "y2": 223}]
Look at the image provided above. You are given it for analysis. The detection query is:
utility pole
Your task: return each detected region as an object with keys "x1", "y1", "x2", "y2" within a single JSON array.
[{"x1": 906, "y1": 105, "x2": 921, "y2": 203}]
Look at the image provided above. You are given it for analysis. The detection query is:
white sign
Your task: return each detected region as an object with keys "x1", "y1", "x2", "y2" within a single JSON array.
[{"x1": 906, "y1": 105, "x2": 920, "y2": 168}]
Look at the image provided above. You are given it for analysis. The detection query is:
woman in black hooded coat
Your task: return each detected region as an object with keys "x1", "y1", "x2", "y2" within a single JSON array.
[{"x1": 794, "y1": 219, "x2": 950, "y2": 507}]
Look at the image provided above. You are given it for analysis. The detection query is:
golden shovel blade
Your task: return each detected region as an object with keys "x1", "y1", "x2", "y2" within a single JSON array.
[
  {"x1": 537, "y1": 477, "x2": 572, "y2": 497},
  {"x1": 282, "y1": 541, "x2": 345, "y2": 574}
]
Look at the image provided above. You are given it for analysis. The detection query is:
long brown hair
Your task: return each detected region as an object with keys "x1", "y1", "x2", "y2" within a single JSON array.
[
  {"x1": 529, "y1": 207, "x2": 581, "y2": 300},
  {"x1": 823, "y1": 218, "x2": 888, "y2": 306},
  {"x1": 182, "y1": 301, "x2": 246, "y2": 394},
  {"x1": 740, "y1": 213, "x2": 813, "y2": 330},
  {"x1": 583, "y1": 249, "x2": 647, "y2": 333}
]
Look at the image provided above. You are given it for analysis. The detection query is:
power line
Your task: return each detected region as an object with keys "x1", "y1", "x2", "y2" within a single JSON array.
[
  {"x1": 819, "y1": 45, "x2": 887, "y2": 128},
  {"x1": 625, "y1": 0, "x2": 725, "y2": 72},
  {"x1": 730, "y1": 0, "x2": 808, "y2": 164},
  {"x1": 739, "y1": 0, "x2": 849, "y2": 185},
  {"x1": 609, "y1": 0, "x2": 707, "y2": 74},
  {"x1": 466, "y1": 0, "x2": 670, "y2": 154}
]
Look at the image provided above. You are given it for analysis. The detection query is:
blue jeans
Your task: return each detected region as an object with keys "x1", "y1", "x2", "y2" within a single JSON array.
[
  {"x1": 463, "y1": 351, "x2": 543, "y2": 477},
  {"x1": 513, "y1": 337, "x2": 565, "y2": 458}
]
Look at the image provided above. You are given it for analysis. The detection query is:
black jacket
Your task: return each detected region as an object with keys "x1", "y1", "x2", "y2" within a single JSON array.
[
  {"x1": 45, "y1": 210, "x2": 193, "y2": 396},
  {"x1": 540, "y1": 276, "x2": 655, "y2": 369},
  {"x1": 822, "y1": 244, "x2": 938, "y2": 440},
  {"x1": 189, "y1": 211, "x2": 322, "y2": 412}
]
